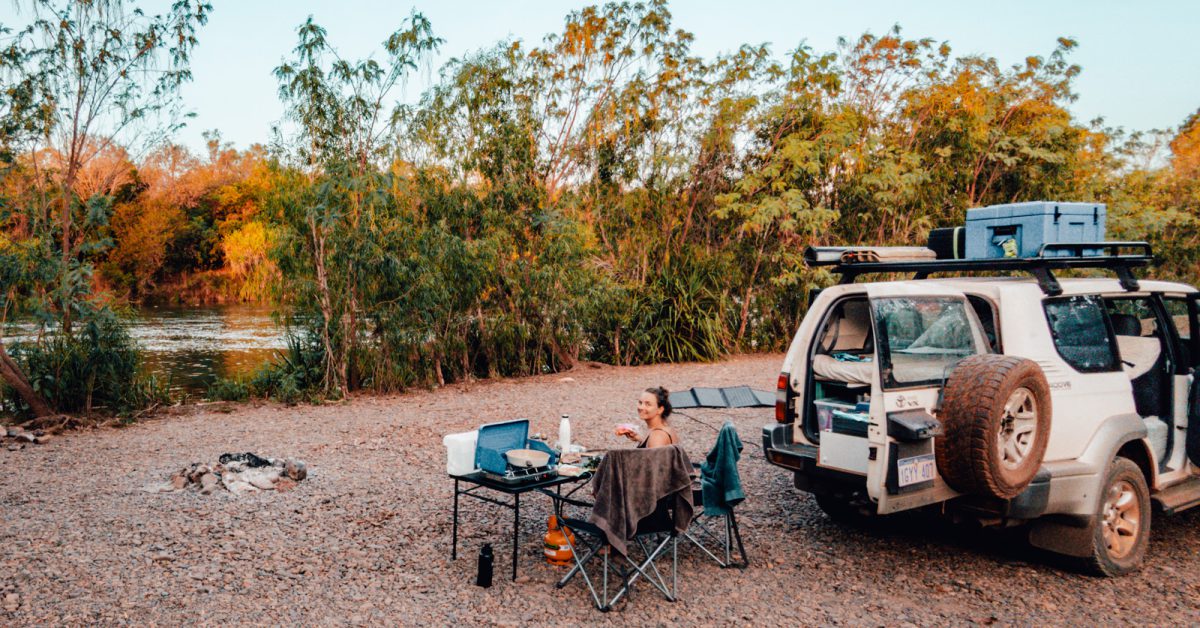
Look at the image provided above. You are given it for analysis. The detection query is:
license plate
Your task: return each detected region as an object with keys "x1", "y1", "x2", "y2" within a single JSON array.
[{"x1": 897, "y1": 454, "x2": 936, "y2": 487}]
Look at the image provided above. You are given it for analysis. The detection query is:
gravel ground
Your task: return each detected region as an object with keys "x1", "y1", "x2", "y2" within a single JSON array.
[{"x1": 2, "y1": 354, "x2": 1199, "y2": 625}]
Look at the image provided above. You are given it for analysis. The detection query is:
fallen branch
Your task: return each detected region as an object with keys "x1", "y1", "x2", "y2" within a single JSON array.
[{"x1": 16, "y1": 414, "x2": 86, "y2": 434}]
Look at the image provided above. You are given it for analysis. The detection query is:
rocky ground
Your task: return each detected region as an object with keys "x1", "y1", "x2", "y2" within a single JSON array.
[{"x1": 2, "y1": 354, "x2": 1199, "y2": 626}]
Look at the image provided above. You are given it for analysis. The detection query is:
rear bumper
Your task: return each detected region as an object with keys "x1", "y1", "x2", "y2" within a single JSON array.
[
  {"x1": 763, "y1": 423, "x2": 868, "y2": 494},
  {"x1": 762, "y1": 423, "x2": 816, "y2": 471}
]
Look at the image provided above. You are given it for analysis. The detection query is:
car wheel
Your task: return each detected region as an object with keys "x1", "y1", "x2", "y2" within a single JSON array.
[
  {"x1": 1085, "y1": 457, "x2": 1151, "y2": 576},
  {"x1": 936, "y1": 354, "x2": 1051, "y2": 499}
]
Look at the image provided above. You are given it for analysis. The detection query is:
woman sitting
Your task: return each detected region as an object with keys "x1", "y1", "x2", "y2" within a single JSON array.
[{"x1": 615, "y1": 386, "x2": 681, "y2": 449}]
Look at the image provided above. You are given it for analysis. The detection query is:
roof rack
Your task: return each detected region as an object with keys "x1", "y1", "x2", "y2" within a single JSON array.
[{"x1": 804, "y1": 241, "x2": 1155, "y2": 296}]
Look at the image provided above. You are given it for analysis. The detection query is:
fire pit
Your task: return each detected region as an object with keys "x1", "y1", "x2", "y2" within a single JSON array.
[{"x1": 148, "y1": 452, "x2": 308, "y2": 496}]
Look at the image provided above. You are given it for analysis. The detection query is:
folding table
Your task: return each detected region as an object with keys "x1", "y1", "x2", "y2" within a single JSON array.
[{"x1": 449, "y1": 471, "x2": 592, "y2": 581}]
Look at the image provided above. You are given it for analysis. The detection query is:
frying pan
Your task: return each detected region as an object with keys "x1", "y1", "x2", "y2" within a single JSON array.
[{"x1": 505, "y1": 448, "x2": 551, "y2": 468}]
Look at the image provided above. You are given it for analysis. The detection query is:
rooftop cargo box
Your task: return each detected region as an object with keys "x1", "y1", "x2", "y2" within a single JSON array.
[{"x1": 965, "y1": 201, "x2": 1106, "y2": 259}]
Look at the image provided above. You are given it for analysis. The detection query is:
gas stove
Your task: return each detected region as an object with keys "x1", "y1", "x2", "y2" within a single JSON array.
[{"x1": 481, "y1": 464, "x2": 558, "y2": 484}]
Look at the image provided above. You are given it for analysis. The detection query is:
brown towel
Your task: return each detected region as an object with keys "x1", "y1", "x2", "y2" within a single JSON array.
[{"x1": 589, "y1": 446, "x2": 694, "y2": 558}]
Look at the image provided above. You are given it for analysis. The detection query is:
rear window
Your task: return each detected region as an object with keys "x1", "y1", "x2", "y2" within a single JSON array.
[
  {"x1": 1043, "y1": 295, "x2": 1118, "y2": 372},
  {"x1": 872, "y1": 297, "x2": 987, "y2": 389}
]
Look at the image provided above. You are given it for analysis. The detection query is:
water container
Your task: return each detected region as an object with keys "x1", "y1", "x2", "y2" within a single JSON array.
[
  {"x1": 443, "y1": 430, "x2": 479, "y2": 476},
  {"x1": 559, "y1": 415, "x2": 571, "y2": 453},
  {"x1": 476, "y1": 544, "x2": 494, "y2": 588}
]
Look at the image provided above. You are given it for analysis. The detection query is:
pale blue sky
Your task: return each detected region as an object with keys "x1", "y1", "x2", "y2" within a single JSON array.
[{"x1": 7, "y1": 1, "x2": 1200, "y2": 152}]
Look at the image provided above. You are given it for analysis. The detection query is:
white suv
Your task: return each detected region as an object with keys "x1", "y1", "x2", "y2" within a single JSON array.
[{"x1": 762, "y1": 242, "x2": 1200, "y2": 575}]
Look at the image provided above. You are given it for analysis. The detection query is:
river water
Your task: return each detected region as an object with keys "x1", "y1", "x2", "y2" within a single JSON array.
[
  {"x1": 5, "y1": 305, "x2": 286, "y2": 399},
  {"x1": 132, "y1": 304, "x2": 286, "y2": 398}
]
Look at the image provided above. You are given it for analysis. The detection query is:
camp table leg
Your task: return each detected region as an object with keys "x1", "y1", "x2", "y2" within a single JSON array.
[
  {"x1": 451, "y1": 478, "x2": 460, "y2": 560},
  {"x1": 512, "y1": 492, "x2": 520, "y2": 581}
]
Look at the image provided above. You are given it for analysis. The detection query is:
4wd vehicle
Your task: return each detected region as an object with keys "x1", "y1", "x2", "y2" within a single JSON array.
[{"x1": 763, "y1": 239, "x2": 1200, "y2": 576}]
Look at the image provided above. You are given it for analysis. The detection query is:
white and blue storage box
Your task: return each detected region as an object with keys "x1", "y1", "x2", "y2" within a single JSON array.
[{"x1": 965, "y1": 201, "x2": 1106, "y2": 259}]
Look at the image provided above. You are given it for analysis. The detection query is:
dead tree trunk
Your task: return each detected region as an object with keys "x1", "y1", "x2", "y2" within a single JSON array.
[{"x1": 0, "y1": 340, "x2": 54, "y2": 417}]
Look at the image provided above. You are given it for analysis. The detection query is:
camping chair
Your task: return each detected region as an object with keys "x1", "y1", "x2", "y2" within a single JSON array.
[
  {"x1": 556, "y1": 446, "x2": 694, "y2": 612},
  {"x1": 685, "y1": 421, "x2": 748, "y2": 569}
]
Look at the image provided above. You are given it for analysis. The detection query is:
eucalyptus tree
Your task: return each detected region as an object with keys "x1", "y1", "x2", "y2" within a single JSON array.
[
  {"x1": 900, "y1": 37, "x2": 1087, "y2": 220},
  {"x1": 13, "y1": 0, "x2": 210, "y2": 334},
  {"x1": 0, "y1": 0, "x2": 208, "y2": 416},
  {"x1": 273, "y1": 13, "x2": 441, "y2": 396},
  {"x1": 406, "y1": 46, "x2": 603, "y2": 378}
]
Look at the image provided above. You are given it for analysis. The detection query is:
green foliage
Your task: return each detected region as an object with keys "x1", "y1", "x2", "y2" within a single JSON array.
[
  {"x1": 206, "y1": 333, "x2": 325, "y2": 403},
  {"x1": 254, "y1": 3, "x2": 1199, "y2": 402},
  {"x1": 205, "y1": 376, "x2": 250, "y2": 402},
  {"x1": 271, "y1": 12, "x2": 443, "y2": 396},
  {"x1": 249, "y1": 333, "x2": 325, "y2": 403},
  {"x1": 2, "y1": 311, "x2": 164, "y2": 416},
  {"x1": 625, "y1": 258, "x2": 733, "y2": 364},
  {"x1": 4, "y1": 2, "x2": 1199, "y2": 412},
  {"x1": 0, "y1": 0, "x2": 210, "y2": 418}
]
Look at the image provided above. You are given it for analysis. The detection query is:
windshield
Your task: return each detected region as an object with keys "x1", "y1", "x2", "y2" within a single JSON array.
[{"x1": 872, "y1": 297, "x2": 987, "y2": 388}]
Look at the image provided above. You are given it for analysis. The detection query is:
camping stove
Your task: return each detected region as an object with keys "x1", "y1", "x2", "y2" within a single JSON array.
[
  {"x1": 474, "y1": 419, "x2": 560, "y2": 484},
  {"x1": 482, "y1": 463, "x2": 558, "y2": 484}
]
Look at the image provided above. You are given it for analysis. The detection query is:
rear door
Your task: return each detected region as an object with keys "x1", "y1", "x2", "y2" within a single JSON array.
[
  {"x1": 864, "y1": 284, "x2": 992, "y2": 513},
  {"x1": 1163, "y1": 293, "x2": 1200, "y2": 469}
]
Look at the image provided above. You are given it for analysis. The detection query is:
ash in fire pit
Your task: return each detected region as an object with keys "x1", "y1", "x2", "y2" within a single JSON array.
[
  {"x1": 148, "y1": 453, "x2": 308, "y2": 496},
  {"x1": 218, "y1": 452, "x2": 273, "y2": 468}
]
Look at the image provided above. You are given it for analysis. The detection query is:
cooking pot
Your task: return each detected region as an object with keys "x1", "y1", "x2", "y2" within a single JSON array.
[{"x1": 505, "y1": 448, "x2": 551, "y2": 468}]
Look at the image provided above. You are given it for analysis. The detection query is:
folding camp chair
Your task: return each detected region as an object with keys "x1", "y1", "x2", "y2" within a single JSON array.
[
  {"x1": 556, "y1": 447, "x2": 693, "y2": 612},
  {"x1": 685, "y1": 422, "x2": 748, "y2": 569}
]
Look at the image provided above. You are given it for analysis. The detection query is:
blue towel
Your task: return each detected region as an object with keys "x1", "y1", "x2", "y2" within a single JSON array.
[{"x1": 700, "y1": 422, "x2": 745, "y2": 516}]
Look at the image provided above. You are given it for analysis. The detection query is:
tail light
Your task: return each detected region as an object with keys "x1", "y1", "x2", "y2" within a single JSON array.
[{"x1": 775, "y1": 372, "x2": 793, "y2": 423}]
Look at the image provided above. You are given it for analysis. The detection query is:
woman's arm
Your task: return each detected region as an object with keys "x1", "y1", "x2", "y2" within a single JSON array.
[{"x1": 615, "y1": 425, "x2": 641, "y2": 442}]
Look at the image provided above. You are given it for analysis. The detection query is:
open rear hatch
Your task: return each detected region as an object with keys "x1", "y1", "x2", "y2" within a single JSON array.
[{"x1": 806, "y1": 288, "x2": 990, "y2": 512}]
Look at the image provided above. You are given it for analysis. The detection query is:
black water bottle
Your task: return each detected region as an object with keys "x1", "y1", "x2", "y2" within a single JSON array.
[{"x1": 476, "y1": 543, "x2": 494, "y2": 588}]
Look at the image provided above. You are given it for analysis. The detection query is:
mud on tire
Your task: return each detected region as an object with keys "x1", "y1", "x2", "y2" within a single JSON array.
[{"x1": 936, "y1": 354, "x2": 1052, "y2": 499}]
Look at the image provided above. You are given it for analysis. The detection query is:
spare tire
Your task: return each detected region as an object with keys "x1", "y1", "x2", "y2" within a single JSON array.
[{"x1": 936, "y1": 354, "x2": 1052, "y2": 499}]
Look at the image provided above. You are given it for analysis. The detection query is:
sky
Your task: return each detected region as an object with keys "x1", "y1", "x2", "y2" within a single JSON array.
[{"x1": 5, "y1": 0, "x2": 1199, "y2": 153}]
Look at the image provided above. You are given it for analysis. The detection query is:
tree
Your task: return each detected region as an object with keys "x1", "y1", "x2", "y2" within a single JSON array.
[
  {"x1": 0, "y1": 0, "x2": 209, "y2": 416},
  {"x1": 17, "y1": 0, "x2": 210, "y2": 331},
  {"x1": 1170, "y1": 110, "x2": 1200, "y2": 182},
  {"x1": 273, "y1": 13, "x2": 441, "y2": 395}
]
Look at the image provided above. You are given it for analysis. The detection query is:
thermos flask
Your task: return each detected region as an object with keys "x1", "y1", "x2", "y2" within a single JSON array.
[{"x1": 476, "y1": 543, "x2": 494, "y2": 588}]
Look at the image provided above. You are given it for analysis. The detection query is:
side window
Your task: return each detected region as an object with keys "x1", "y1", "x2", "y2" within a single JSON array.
[
  {"x1": 966, "y1": 295, "x2": 999, "y2": 352},
  {"x1": 1105, "y1": 297, "x2": 1159, "y2": 338},
  {"x1": 1163, "y1": 297, "x2": 1192, "y2": 341},
  {"x1": 1163, "y1": 296, "x2": 1198, "y2": 369},
  {"x1": 1104, "y1": 296, "x2": 1172, "y2": 377},
  {"x1": 816, "y1": 298, "x2": 872, "y2": 355},
  {"x1": 1043, "y1": 296, "x2": 1118, "y2": 372}
]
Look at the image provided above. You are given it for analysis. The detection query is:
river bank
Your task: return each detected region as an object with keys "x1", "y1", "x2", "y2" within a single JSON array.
[{"x1": 2, "y1": 304, "x2": 284, "y2": 399}]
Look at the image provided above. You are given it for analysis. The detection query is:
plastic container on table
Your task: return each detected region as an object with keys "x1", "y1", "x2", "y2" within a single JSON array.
[{"x1": 443, "y1": 430, "x2": 479, "y2": 476}]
